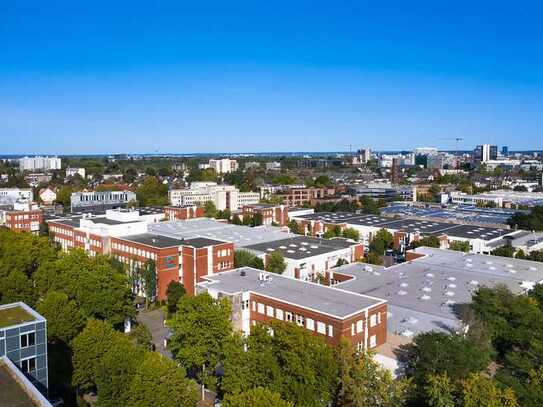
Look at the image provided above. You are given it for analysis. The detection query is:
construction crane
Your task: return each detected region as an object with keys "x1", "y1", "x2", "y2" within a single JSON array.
[{"x1": 439, "y1": 137, "x2": 463, "y2": 156}]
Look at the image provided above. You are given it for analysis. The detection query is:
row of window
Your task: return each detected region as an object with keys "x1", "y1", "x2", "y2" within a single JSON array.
[
  {"x1": 50, "y1": 225, "x2": 73, "y2": 236},
  {"x1": 217, "y1": 248, "x2": 232, "y2": 257},
  {"x1": 112, "y1": 242, "x2": 158, "y2": 260},
  {"x1": 252, "y1": 301, "x2": 334, "y2": 337},
  {"x1": 350, "y1": 313, "x2": 382, "y2": 336},
  {"x1": 7, "y1": 213, "x2": 40, "y2": 220}
]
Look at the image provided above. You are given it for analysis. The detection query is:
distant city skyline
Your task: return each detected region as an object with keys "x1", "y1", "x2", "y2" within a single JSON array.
[{"x1": 1, "y1": 2, "x2": 542, "y2": 154}]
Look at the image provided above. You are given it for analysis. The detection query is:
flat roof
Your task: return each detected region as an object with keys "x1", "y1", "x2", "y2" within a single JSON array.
[
  {"x1": 0, "y1": 359, "x2": 45, "y2": 407},
  {"x1": 0, "y1": 304, "x2": 37, "y2": 329},
  {"x1": 335, "y1": 247, "x2": 543, "y2": 337},
  {"x1": 148, "y1": 218, "x2": 293, "y2": 247},
  {"x1": 117, "y1": 233, "x2": 225, "y2": 249},
  {"x1": 294, "y1": 212, "x2": 513, "y2": 241},
  {"x1": 199, "y1": 267, "x2": 385, "y2": 319},
  {"x1": 381, "y1": 204, "x2": 515, "y2": 225},
  {"x1": 244, "y1": 236, "x2": 356, "y2": 260}
]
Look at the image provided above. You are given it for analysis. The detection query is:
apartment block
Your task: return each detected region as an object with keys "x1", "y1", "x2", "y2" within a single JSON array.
[
  {"x1": 277, "y1": 187, "x2": 336, "y2": 207},
  {"x1": 197, "y1": 268, "x2": 387, "y2": 349},
  {"x1": 19, "y1": 156, "x2": 61, "y2": 172},
  {"x1": 0, "y1": 188, "x2": 33, "y2": 203},
  {"x1": 0, "y1": 303, "x2": 48, "y2": 395}
]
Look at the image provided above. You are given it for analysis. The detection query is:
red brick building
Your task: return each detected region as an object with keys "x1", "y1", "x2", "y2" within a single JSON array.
[
  {"x1": 111, "y1": 234, "x2": 234, "y2": 299},
  {"x1": 278, "y1": 187, "x2": 336, "y2": 207},
  {"x1": 197, "y1": 268, "x2": 387, "y2": 349},
  {"x1": 3, "y1": 208, "x2": 43, "y2": 234},
  {"x1": 164, "y1": 205, "x2": 205, "y2": 221},
  {"x1": 241, "y1": 204, "x2": 288, "y2": 226}
]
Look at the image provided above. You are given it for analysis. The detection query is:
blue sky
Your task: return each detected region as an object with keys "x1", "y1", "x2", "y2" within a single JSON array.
[{"x1": 1, "y1": 1, "x2": 542, "y2": 154}]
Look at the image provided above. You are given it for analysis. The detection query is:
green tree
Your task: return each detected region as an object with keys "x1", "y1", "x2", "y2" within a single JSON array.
[
  {"x1": 222, "y1": 322, "x2": 338, "y2": 406},
  {"x1": 166, "y1": 281, "x2": 186, "y2": 315},
  {"x1": 95, "y1": 335, "x2": 144, "y2": 407},
  {"x1": 0, "y1": 270, "x2": 36, "y2": 305},
  {"x1": 72, "y1": 320, "x2": 119, "y2": 391},
  {"x1": 491, "y1": 245, "x2": 516, "y2": 258},
  {"x1": 449, "y1": 240, "x2": 470, "y2": 252},
  {"x1": 425, "y1": 373, "x2": 456, "y2": 407},
  {"x1": 335, "y1": 338, "x2": 409, "y2": 407},
  {"x1": 168, "y1": 293, "x2": 233, "y2": 389},
  {"x1": 461, "y1": 373, "x2": 520, "y2": 407},
  {"x1": 204, "y1": 200, "x2": 218, "y2": 218},
  {"x1": 398, "y1": 331, "x2": 492, "y2": 401},
  {"x1": 234, "y1": 249, "x2": 264, "y2": 269},
  {"x1": 223, "y1": 387, "x2": 293, "y2": 407},
  {"x1": 412, "y1": 235, "x2": 441, "y2": 249},
  {"x1": 127, "y1": 352, "x2": 199, "y2": 407},
  {"x1": 129, "y1": 324, "x2": 154, "y2": 351},
  {"x1": 287, "y1": 220, "x2": 301, "y2": 234},
  {"x1": 36, "y1": 291, "x2": 85, "y2": 343},
  {"x1": 266, "y1": 251, "x2": 287, "y2": 274},
  {"x1": 342, "y1": 227, "x2": 360, "y2": 241},
  {"x1": 369, "y1": 229, "x2": 393, "y2": 255},
  {"x1": 140, "y1": 259, "x2": 157, "y2": 307},
  {"x1": 135, "y1": 176, "x2": 168, "y2": 206}
]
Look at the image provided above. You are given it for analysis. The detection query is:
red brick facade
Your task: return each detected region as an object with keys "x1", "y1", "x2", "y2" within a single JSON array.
[
  {"x1": 249, "y1": 293, "x2": 387, "y2": 349},
  {"x1": 242, "y1": 204, "x2": 289, "y2": 226},
  {"x1": 164, "y1": 205, "x2": 205, "y2": 221},
  {"x1": 5, "y1": 209, "x2": 42, "y2": 234}
]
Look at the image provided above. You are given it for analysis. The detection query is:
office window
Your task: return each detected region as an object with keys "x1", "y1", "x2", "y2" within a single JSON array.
[
  {"x1": 328, "y1": 325, "x2": 334, "y2": 337},
  {"x1": 20, "y1": 332, "x2": 35, "y2": 348},
  {"x1": 266, "y1": 306, "x2": 274, "y2": 317},
  {"x1": 276, "y1": 309, "x2": 284, "y2": 320},
  {"x1": 356, "y1": 342, "x2": 364, "y2": 352},
  {"x1": 377, "y1": 312, "x2": 382, "y2": 324},
  {"x1": 317, "y1": 321, "x2": 326, "y2": 334},
  {"x1": 21, "y1": 357, "x2": 36, "y2": 373},
  {"x1": 370, "y1": 314, "x2": 377, "y2": 328},
  {"x1": 257, "y1": 303, "x2": 265, "y2": 314},
  {"x1": 370, "y1": 335, "x2": 377, "y2": 348},
  {"x1": 351, "y1": 323, "x2": 355, "y2": 336},
  {"x1": 356, "y1": 320, "x2": 364, "y2": 333},
  {"x1": 241, "y1": 300, "x2": 250, "y2": 310},
  {"x1": 285, "y1": 312, "x2": 293, "y2": 322},
  {"x1": 252, "y1": 301, "x2": 256, "y2": 312},
  {"x1": 295, "y1": 314, "x2": 305, "y2": 327},
  {"x1": 306, "y1": 318, "x2": 315, "y2": 331}
]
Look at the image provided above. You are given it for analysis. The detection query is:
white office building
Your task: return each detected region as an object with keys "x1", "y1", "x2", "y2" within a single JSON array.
[{"x1": 169, "y1": 182, "x2": 259, "y2": 211}]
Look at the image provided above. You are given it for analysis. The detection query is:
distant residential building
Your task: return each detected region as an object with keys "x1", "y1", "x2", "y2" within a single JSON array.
[
  {"x1": 298, "y1": 158, "x2": 343, "y2": 168},
  {"x1": 244, "y1": 161, "x2": 260, "y2": 170},
  {"x1": 24, "y1": 174, "x2": 52, "y2": 188},
  {"x1": 169, "y1": 182, "x2": 259, "y2": 211},
  {"x1": 0, "y1": 188, "x2": 33, "y2": 204},
  {"x1": 426, "y1": 154, "x2": 444, "y2": 170},
  {"x1": 501, "y1": 146, "x2": 509, "y2": 157},
  {"x1": 265, "y1": 161, "x2": 281, "y2": 171},
  {"x1": 258, "y1": 184, "x2": 306, "y2": 200},
  {"x1": 19, "y1": 156, "x2": 61, "y2": 172},
  {"x1": 66, "y1": 167, "x2": 86, "y2": 178},
  {"x1": 70, "y1": 190, "x2": 136, "y2": 212},
  {"x1": 208, "y1": 159, "x2": 239, "y2": 174},
  {"x1": 38, "y1": 187, "x2": 56, "y2": 205},
  {"x1": 473, "y1": 144, "x2": 498, "y2": 164},
  {"x1": 0, "y1": 302, "x2": 49, "y2": 394},
  {"x1": 414, "y1": 147, "x2": 438, "y2": 155}
]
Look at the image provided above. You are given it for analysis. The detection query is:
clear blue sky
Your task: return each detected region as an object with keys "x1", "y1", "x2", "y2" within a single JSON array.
[{"x1": 1, "y1": 1, "x2": 542, "y2": 154}]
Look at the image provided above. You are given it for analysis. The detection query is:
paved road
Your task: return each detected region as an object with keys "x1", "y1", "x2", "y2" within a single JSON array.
[{"x1": 137, "y1": 309, "x2": 172, "y2": 358}]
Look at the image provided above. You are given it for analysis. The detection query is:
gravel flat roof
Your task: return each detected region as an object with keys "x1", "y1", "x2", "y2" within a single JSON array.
[{"x1": 199, "y1": 267, "x2": 385, "y2": 319}]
